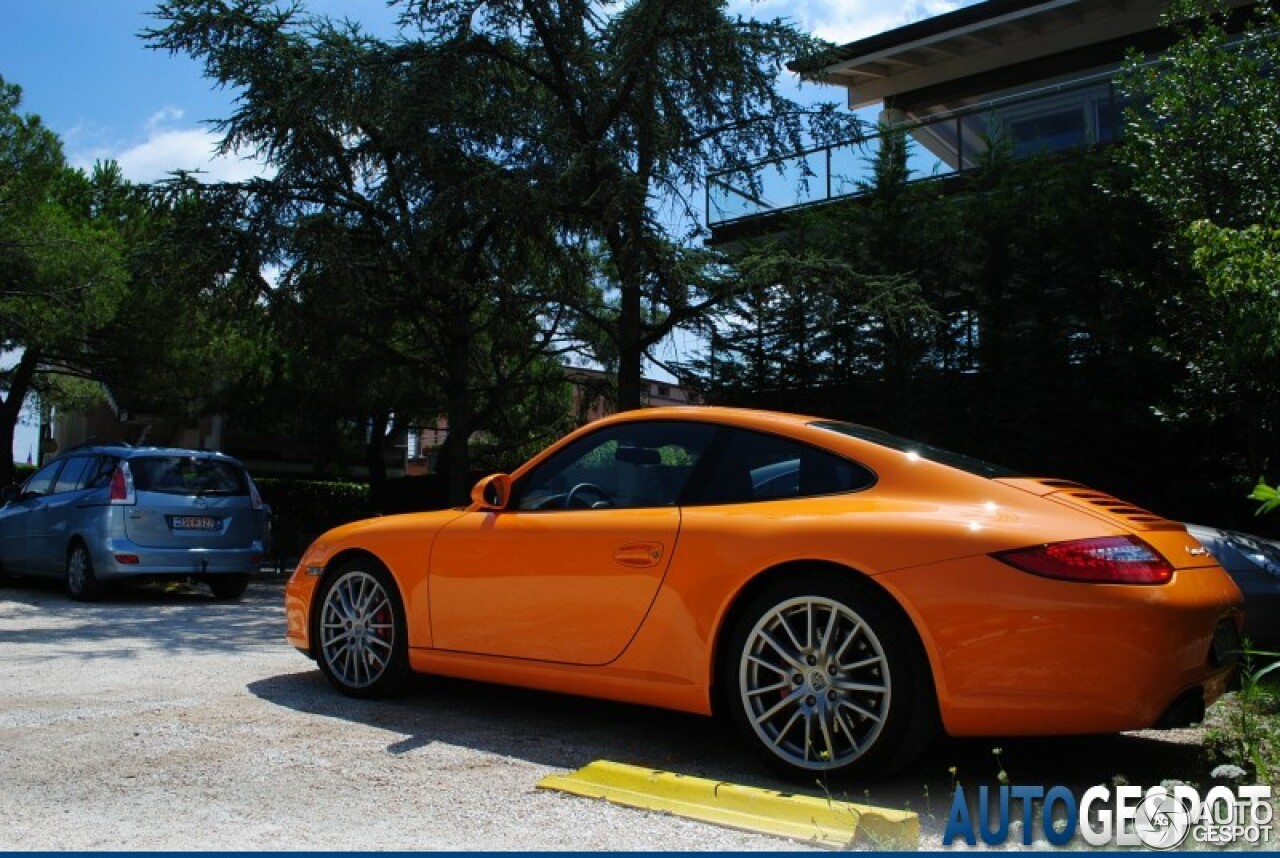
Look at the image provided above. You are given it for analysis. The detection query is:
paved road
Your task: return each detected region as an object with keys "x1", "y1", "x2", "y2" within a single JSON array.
[{"x1": 0, "y1": 575, "x2": 1212, "y2": 850}]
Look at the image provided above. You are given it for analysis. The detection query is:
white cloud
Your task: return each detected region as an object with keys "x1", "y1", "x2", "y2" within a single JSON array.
[
  {"x1": 69, "y1": 107, "x2": 274, "y2": 184},
  {"x1": 731, "y1": 0, "x2": 974, "y2": 45},
  {"x1": 113, "y1": 127, "x2": 272, "y2": 183},
  {"x1": 144, "y1": 106, "x2": 186, "y2": 134}
]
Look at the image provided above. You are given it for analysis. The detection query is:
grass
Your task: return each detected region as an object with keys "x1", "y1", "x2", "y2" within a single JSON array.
[{"x1": 1204, "y1": 651, "x2": 1280, "y2": 782}]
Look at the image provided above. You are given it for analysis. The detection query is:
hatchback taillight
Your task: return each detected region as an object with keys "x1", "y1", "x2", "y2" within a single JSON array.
[
  {"x1": 108, "y1": 463, "x2": 135, "y2": 505},
  {"x1": 248, "y1": 476, "x2": 264, "y2": 511},
  {"x1": 994, "y1": 536, "x2": 1173, "y2": 585}
]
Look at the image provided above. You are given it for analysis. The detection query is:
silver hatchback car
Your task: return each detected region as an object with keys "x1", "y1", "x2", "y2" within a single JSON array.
[{"x1": 0, "y1": 445, "x2": 269, "y2": 601}]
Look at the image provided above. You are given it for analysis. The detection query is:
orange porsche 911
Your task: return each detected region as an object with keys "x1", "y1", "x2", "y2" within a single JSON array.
[{"x1": 285, "y1": 407, "x2": 1243, "y2": 778}]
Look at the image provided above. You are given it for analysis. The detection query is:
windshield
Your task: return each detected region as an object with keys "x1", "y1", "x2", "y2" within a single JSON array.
[
  {"x1": 130, "y1": 456, "x2": 248, "y2": 496},
  {"x1": 811, "y1": 421, "x2": 1022, "y2": 480}
]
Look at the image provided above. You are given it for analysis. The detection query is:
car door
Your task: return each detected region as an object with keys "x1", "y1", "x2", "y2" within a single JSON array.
[
  {"x1": 0, "y1": 460, "x2": 63, "y2": 574},
  {"x1": 27, "y1": 456, "x2": 95, "y2": 574},
  {"x1": 429, "y1": 420, "x2": 718, "y2": 665}
]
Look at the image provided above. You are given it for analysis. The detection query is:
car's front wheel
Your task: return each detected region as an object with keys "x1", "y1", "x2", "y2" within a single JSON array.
[
  {"x1": 313, "y1": 561, "x2": 410, "y2": 698},
  {"x1": 66, "y1": 542, "x2": 104, "y2": 602},
  {"x1": 721, "y1": 573, "x2": 935, "y2": 779}
]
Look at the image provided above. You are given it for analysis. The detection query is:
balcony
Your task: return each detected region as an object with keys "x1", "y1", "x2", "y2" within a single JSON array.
[{"x1": 706, "y1": 75, "x2": 1123, "y2": 235}]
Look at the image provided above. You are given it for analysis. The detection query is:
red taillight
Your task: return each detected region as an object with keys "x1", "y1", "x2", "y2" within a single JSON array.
[
  {"x1": 108, "y1": 463, "x2": 135, "y2": 505},
  {"x1": 248, "y1": 476, "x2": 264, "y2": 511},
  {"x1": 114, "y1": 554, "x2": 140, "y2": 565},
  {"x1": 994, "y1": 536, "x2": 1174, "y2": 585}
]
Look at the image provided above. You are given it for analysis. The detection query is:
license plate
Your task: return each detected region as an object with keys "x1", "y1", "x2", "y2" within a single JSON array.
[{"x1": 172, "y1": 516, "x2": 219, "y2": 531}]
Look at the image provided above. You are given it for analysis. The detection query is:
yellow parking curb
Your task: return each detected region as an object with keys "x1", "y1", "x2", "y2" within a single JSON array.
[{"x1": 537, "y1": 760, "x2": 919, "y2": 848}]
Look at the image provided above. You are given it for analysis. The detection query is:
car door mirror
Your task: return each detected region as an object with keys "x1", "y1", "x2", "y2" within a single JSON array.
[
  {"x1": 471, "y1": 473, "x2": 512, "y2": 511},
  {"x1": 0, "y1": 485, "x2": 18, "y2": 505}
]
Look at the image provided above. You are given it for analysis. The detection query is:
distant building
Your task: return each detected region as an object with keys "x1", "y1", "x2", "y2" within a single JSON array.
[{"x1": 707, "y1": 0, "x2": 1254, "y2": 244}]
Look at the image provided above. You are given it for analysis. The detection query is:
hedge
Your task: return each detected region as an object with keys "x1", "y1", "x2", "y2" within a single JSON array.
[{"x1": 256, "y1": 478, "x2": 375, "y2": 565}]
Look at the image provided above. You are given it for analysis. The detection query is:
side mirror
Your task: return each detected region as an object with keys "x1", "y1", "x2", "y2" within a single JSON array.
[
  {"x1": 1, "y1": 485, "x2": 19, "y2": 505},
  {"x1": 470, "y1": 473, "x2": 512, "y2": 511}
]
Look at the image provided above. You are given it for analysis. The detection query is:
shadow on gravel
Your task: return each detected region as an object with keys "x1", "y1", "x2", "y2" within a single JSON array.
[
  {"x1": 247, "y1": 665, "x2": 1214, "y2": 830},
  {"x1": 0, "y1": 575, "x2": 288, "y2": 657}
]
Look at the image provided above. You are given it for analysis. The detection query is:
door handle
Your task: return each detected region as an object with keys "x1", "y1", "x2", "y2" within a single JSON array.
[{"x1": 614, "y1": 542, "x2": 664, "y2": 568}]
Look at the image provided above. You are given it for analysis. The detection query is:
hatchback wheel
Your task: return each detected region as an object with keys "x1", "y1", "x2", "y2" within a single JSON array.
[
  {"x1": 208, "y1": 575, "x2": 250, "y2": 601},
  {"x1": 66, "y1": 542, "x2": 104, "y2": 602},
  {"x1": 721, "y1": 574, "x2": 935, "y2": 779},
  {"x1": 314, "y1": 562, "x2": 410, "y2": 698}
]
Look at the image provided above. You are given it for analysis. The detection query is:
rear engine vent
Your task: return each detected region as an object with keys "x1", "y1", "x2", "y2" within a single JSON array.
[{"x1": 1053, "y1": 488, "x2": 1182, "y2": 530}]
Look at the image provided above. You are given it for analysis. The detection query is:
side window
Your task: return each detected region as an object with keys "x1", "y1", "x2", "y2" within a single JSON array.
[
  {"x1": 52, "y1": 457, "x2": 93, "y2": 494},
  {"x1": 22, "y1": 461, "x2": 63, "y2": 498},
  {"x1": 83, "y1": 456, "x2": 118, "y2": 490},
  {"x1": 692, "y1": 429, "x2": 875, "y2": 505},
  {"x1": 516, "y1": 421, "x2": 718, "y2": 510}
]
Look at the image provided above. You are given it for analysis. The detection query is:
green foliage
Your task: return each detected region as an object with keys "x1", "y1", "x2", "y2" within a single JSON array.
[
  {"x1": 148, "y1": 1, "x2": 593, "y2": 500},
  {"x1": 1205, "y1": 649, "x2": 1280, "y2": 781},
  {"x1": 1121, "y1": 0, "x2": 1280, "y2": 228},
  {"x1": 402, "y1": 0, "x2": 856, "y2": 408},
  {"x1": 37, "y1": 376, "x2": 109, "y2": 416},
  {"x1": 0, "y1": 78, "x2": 129, "y2": 483},
  {"x1": 255, "y1": 477, "x2": 374, "y2": 558},
  {"x1": 707, "y1": 140, "x2": 1162, "y2": 391},
  {"x1": 1250, "y1": 480, "x2": 1280, "y2": 516},
  {"x1": 1119, "y1": 0, "x2": 1280, "y2": 493}
]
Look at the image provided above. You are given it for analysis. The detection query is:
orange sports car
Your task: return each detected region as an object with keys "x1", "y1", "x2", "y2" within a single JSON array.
[{"x1": 285, "y1": 407, "x2": 1243, "y2": 777}]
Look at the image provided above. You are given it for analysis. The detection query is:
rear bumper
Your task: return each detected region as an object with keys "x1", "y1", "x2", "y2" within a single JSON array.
[
  {"x1": 879, "y1": 556, "x2": 1245, "y2": 737},
  {"x1": 90, "y1": 538, "x2": 265, "y2": 578}
]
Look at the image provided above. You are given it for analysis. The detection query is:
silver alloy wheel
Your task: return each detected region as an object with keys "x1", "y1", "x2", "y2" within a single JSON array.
[
  {"x1": 67, "y1": 546, "x2": 89, "y2": 595},
  {"x1": 319, "y1": 570, "x2": 397, "y2": 689},
  {"x1": 739, "y1": 595, "x2": 891, "y2": 770}
]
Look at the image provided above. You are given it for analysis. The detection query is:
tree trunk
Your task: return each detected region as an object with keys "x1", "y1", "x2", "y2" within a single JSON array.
[
  {"x1": 439, "y1": 307, "x2": 475, "y2": 506},
  {"x1": 611, "y1": 222, "x2": 645, "y2": 412},
  {"x1": 365, "y1": 413, "x2": 390, "y2": 512},
  {"x1": 0, "y1": 349, "x2": 40, "y2": 487},
  {"x1": 617, "y1": 282, "x2": 644, "y2": 412}
]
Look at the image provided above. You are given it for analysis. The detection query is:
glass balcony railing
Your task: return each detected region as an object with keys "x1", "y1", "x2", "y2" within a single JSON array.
[{"x1": 706, "y1": 76, "x2": 1123, "y2": 228}]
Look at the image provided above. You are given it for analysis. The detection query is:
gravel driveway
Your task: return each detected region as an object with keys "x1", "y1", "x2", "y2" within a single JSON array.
[{"x1": 0, "y1": 575, "x2": 1215, "y2": 851}]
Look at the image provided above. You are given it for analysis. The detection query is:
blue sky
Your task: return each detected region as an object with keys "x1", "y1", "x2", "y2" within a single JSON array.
[{"x1": 1, "y1": 0, "x2": 972, "y2": 459}]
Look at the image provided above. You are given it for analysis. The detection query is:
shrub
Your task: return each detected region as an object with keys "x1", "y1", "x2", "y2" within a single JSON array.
[{"x1": 257, "y1": 478, "x2": 374, "y2": 564}]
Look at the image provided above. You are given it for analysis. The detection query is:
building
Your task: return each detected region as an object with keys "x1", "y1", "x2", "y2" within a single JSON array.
[{"x1": 707, "y1": 0, "x2": 1252, "y2": 244}]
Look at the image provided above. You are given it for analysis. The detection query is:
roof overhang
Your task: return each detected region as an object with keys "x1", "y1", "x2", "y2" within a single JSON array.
[{"x1": 795, "y1": 0, "x2": 1172, "y2": 109}]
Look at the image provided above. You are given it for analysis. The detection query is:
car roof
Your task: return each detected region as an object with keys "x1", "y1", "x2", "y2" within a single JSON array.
[
  {"x1": 51, "y1": 445, "x2": 241, "y2": 463},
  {"x1": 591, "y1": 405, "x2": 820, "y2": 431}
]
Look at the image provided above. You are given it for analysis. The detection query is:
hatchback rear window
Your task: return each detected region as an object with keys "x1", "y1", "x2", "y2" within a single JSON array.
[{"x1": 130, "y1": 456, "x2": 248, "y2": 496}]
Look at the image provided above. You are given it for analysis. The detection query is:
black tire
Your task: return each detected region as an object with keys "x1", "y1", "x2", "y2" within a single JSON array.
[
  {"x1": 208, "y1": 575, "x2": 250, "y2": 601},
  {"x1": 312, "y1": 560, "x2": 411, "y2": 698},
  {"x1": 719, "y1": 571, "x2": 937, "y2": 780},
  {"x1": 66, "y1": 541, "x2": 105, "y2": 602}
]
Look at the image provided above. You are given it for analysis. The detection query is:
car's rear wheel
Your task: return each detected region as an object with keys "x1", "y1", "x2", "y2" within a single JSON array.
[
  {"x1": 314, "y1": 561, "x2": 410, "y2": 698},
  {"x1": 208, "y1": 575, "x2": 250, "y2": 601},
  {"x1": 721, "y1": 573, "x2": 935, "y2": 779},
  {"x1": 66, "y1": 542, "x2": 104, "y2": 602}
]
